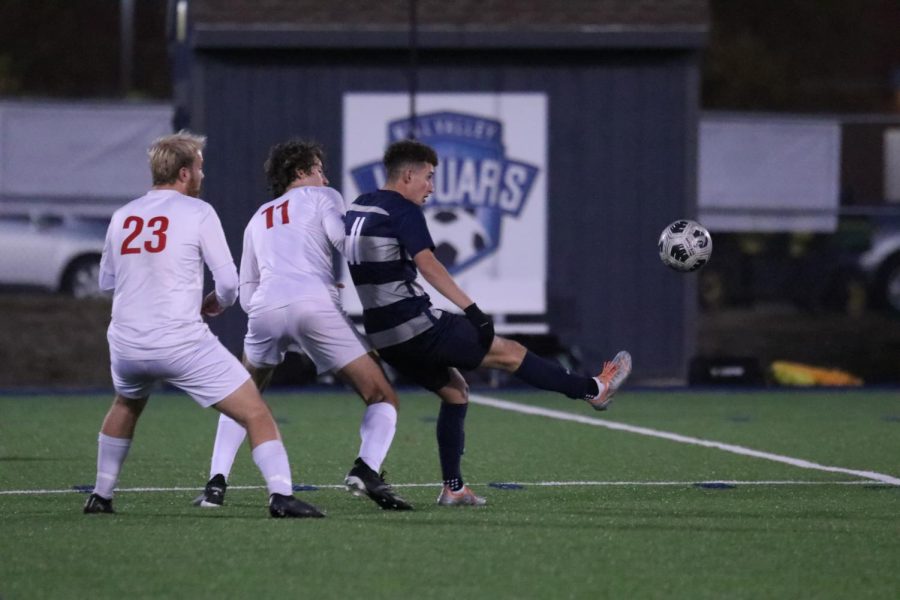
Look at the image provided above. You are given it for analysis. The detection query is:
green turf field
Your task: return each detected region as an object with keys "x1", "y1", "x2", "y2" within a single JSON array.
[{"x1": 1, "y1": 389, "x2": 898, "y2": 599}]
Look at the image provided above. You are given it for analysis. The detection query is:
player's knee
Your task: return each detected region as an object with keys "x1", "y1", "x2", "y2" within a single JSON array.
[
  {"x1": 362, "y1": 387, "x2": 386, "y2": 405},
  {"x1": 449, "y1": 371, "x2": 469, "y2": 402},
  {"x1": 361, "y1": 383, "x2": 399, "y2": 408},
  {"x1": 485, "y1": 337, "x2": 527, "y2": 372},
  {"x1": 248, "y1": 398, "x2": 275, "y2": 423},
  {"x1": 114, "y1": 394, "x2": 147, "y2": 416},
  {"x1": 224, "y1": 392, "x2": 273, "y2": 429}
]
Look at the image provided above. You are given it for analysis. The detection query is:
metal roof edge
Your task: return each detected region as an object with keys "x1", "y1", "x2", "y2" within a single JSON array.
[{"x1": 191, "y1": 24, "x2": 708, "y2": 51}]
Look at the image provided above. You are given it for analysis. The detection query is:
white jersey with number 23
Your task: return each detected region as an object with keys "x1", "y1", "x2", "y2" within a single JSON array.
[{"x1": 99, "y1": 189, "x2": 238, "y2": 359}]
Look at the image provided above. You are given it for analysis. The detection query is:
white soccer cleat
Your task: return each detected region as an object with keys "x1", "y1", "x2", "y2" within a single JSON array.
[
  {"x1": 436, "y1": 485, "x2": 487, "y2": 506},
  {"x1": 588, "y1": 350, "x2": 632, "y2": 411}
]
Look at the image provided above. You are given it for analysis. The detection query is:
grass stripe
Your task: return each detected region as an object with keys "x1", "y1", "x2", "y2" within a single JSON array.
[{"x1": 470, "y1": 393, "x2": 900, "y2": 485}]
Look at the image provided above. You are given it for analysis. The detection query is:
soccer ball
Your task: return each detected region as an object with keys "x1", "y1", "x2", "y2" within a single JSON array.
[
  {"x1": 427, "y1": 208, "x2": 491, "y2": 272},
  {"x1": 658, "y1": 219, "x2": 712, "y2": 272}
]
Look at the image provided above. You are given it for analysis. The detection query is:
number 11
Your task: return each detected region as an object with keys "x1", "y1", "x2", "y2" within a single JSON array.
[{"x1": 263, "y1": 200, "x2": 290, "y2": 229}]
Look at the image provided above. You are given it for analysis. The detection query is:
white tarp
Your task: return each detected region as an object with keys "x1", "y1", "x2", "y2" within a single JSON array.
[
  {"x1": 885, "y1": 128, "x2": 900, "y2": 203},
  {"x1": 0, "y1": 101, "x2": 172, "y2": 202},
  {"x1": 698, "y1": 115, "x2": 841, "y2": 232}
]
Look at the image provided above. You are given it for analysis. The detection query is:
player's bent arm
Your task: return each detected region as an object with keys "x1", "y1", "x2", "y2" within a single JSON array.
[
  {"x1": 98, "y1": 258, "x2": 116, "y2": 292},
  {"x1": 414, "y1": 248, "x2": 474, "y2": 311},
  {"x1": 322, "y1": 187, "x2": 347, "y2": 255},
  {"x1": 210, "y1": 261, "x2": 239, "y2": 308},
  {"x1": 98, "y1": 228, "x2": 116, "y2": 291},
  {"x1": 199, "y1": 207, "x2": 237, "y2": 295},
  {"x1": 239, "y1": 280, "x2": 258, "y2": 314},
  {"x1": 238, "y1": 227, "x2": 260, "y2": 313},
  {"x1": 197, "y1": 207, "x2": 239, "y2": 309},
  {"x1": 99, "y1": 269, "x2": 116, "y2": 292}
]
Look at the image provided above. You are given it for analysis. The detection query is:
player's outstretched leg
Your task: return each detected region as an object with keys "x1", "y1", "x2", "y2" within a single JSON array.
[
  {"x1": 587, "y1": 351, "x2": 632, "y2": 411},
  {"x1": 484, "y1": 337, "x2": 632, "y2": 410}
]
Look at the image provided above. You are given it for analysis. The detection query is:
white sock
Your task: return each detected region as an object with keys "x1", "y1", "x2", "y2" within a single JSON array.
[
  {"x1": 592, "y1": 377, "x2": 607, "y2": 399},
  {"x1": 94, "y1": 433, "x2": 131, "y2": 499},
  {"x1": 209, "y1": 414, "x2": 247, "y2": 480},
  {"x1": 251, "y1": 439, "x2": 293, "y2": 496},
  {"x1": 357, "y1": 402, "x2": 397, "y2": 473}
]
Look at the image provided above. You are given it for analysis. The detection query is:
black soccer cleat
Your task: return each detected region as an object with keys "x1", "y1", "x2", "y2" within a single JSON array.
[
  {"x1": 268, "y1": 493, "x2": 326, "y2": 519},
  {"x1": 344, "y1": 458, "x2": 413, "y2": 511},
  {"x1": 192, "y1": 473, "x2": 227, "y2": 508},
  {"x1": 83, "y1": 493, "x2": 115, "y2": 514}
]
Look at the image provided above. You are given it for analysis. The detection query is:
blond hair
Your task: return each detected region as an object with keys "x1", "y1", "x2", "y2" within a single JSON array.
[{"x1": 148, "y1": 131, "x2": 206, "y2": 185}]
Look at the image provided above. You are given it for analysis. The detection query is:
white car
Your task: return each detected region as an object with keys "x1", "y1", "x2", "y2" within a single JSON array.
[
  {"x1": 0, "y1": 210, "x2": 108, "y2": 298},
  {"x1": 858, "y1": 221, "x2": 900, "y2": 314}
]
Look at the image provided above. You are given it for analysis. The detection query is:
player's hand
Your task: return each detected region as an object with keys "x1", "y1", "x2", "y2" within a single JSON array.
[
  {"x1": 464, "y1": 303, "x2": 495, "y2": 349},
  {"x1": 201, "y1": 291, "x2": 225, "y2": 317}
]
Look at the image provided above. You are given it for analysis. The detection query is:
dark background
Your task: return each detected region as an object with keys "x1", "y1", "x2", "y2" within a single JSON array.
[
  {"x1": 1, "y1": 0, "x2": 899, "y2": 387},
  {"x1": 2, "y1": 0, "x2": 898, "y2": 112}
]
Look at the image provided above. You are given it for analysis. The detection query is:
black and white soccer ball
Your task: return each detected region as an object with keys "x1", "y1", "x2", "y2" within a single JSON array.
[
  {"x1": 658, "y1": 219, "x2": 712, "y2": 272},
  {"x1": 427, "y1": 208, "x2": 491, "y2": 270}
]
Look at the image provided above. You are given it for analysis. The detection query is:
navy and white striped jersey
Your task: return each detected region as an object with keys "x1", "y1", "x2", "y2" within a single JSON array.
[{"x1": 344, "y1": 190, "x2": 440, "y2": 349}]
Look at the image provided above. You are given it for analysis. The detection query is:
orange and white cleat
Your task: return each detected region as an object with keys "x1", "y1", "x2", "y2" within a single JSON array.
[
  {"x1": 436, "y1": 485, "x2": 487, "y2": 506},
  {"x1": 587, "y1": 350, "x2": 632, "y2": 411}
]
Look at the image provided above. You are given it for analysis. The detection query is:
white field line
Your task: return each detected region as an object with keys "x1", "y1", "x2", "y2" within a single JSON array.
[
  {"x1": 470, "y1": 394, "x2": 900, "y2": 486},
  {"x1": 0, "y1": 480, "x2": 891, "y2": 496}
]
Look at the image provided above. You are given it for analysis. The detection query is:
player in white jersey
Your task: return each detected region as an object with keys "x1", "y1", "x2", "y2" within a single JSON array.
[
  {"x1": 83, "y1": 131, "x2": 323, "y2": 519},
  {"x1": 193, "y1": 139, "x2": 411, "y2": 511}
]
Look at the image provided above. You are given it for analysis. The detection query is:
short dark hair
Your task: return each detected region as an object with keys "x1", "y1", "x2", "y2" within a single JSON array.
[
  {"x1": 264, "y1": 139, "x2": 325, "y2": 198},
  {"x1": 383, "y1": 140, "x2": 438, "y2": 181}
]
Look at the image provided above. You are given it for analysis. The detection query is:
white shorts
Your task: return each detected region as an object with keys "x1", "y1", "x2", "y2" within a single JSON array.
[
  {"x1": 110, "y1": 331, "x2": 250, "y2": 408},
  {"x1": 244, "y1": 299, "x2": 370, "y2": 374}
]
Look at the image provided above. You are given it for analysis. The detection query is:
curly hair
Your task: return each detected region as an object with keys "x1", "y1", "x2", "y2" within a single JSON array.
[{"x1": 264, "y1": 139, "x2": 325, "y2": 198}]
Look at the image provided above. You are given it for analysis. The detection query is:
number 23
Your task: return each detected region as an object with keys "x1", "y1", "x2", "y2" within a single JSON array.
[{"x1": 121, "y1": 216, "x2": 169, "y2": 254}]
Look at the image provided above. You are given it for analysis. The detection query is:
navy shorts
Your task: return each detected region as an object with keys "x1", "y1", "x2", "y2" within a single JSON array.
[{"x1": 377, "y1": 311, "x2": 489, "y2": 391}]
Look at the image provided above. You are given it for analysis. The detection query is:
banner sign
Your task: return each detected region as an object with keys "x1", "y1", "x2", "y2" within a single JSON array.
[
  {"x1": 698, "y1": 115, "x2": 841, "y2": 232},
  {"x1": 342, "y1": 93, "x2": 548, "y2": 314}
]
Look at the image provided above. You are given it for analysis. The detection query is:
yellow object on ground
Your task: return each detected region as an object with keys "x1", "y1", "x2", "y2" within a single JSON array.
[{"x1": 770, "y1": 361, "x2": 863, "y2": 386}]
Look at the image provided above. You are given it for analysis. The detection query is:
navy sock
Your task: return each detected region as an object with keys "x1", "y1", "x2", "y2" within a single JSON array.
[
  {"x1": 514, "y1": 351, "x2": 599, "y2": 400},
  {"x1": 436, "y1": 402, "x2": 467, "y2": 491}
]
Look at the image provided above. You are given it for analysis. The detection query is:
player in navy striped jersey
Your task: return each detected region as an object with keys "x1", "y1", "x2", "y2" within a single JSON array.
[{"x1": 344, "y1": 139, "x2": 632, "y2": 506}]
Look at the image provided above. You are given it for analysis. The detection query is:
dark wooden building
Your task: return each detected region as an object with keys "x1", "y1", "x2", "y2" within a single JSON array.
[{"x1": 171, "y1": 0, "x2": 709, "y2": 383}]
